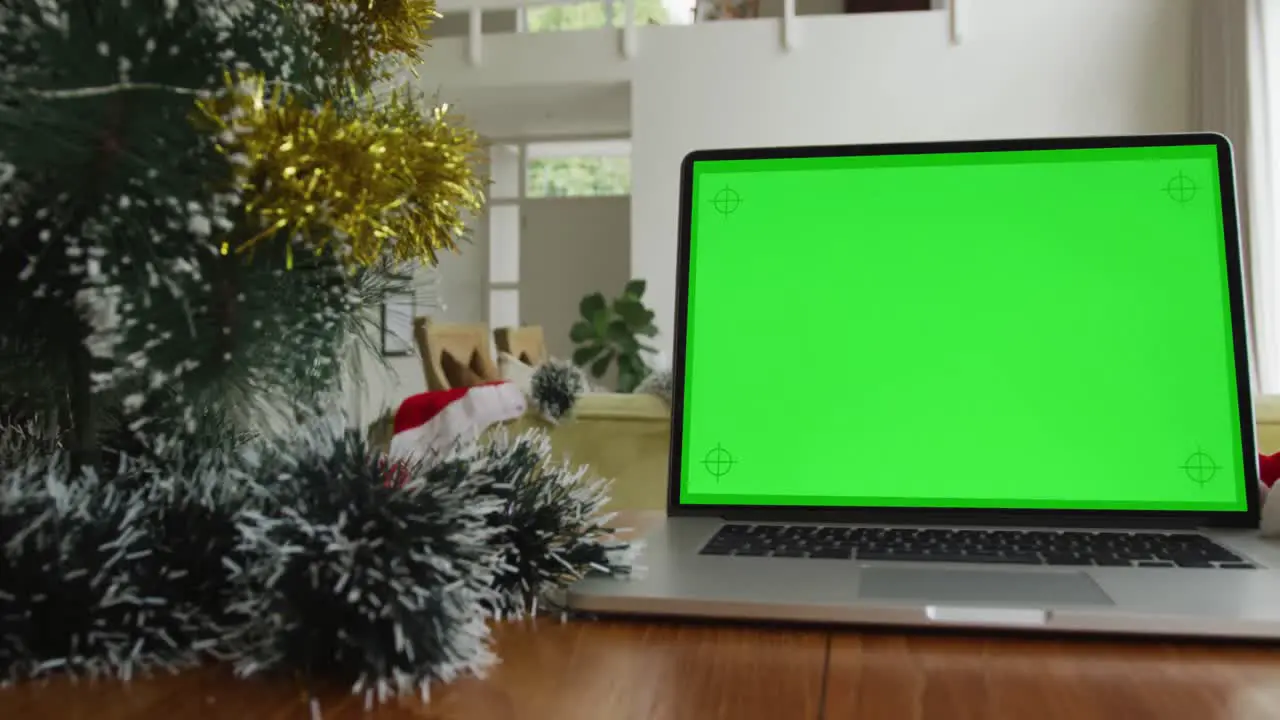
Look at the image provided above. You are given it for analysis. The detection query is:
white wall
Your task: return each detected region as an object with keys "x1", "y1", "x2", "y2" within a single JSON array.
[
  {"x1": 444, "y1": 84, "x2": 632, "y2": 139},
  {"x1": 520, "y1": 196, "x2": 631, "y2": 367},
  {"x1": 346, "y1": 223, "x2": 489, "y2": 426},
  {"x1": 434, "y1": 10, "x2": 518, "y2": 38},
  {"x1": 630, "y1": 0, "x2": 1197, "y2": 355}
]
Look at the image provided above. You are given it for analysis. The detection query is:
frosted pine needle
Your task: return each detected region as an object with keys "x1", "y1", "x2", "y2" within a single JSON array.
[
  {"x1": 475, "y1": 429, "x2": 642, "y2": 618},
  {"x1": 228, "y1": 419, "x2": 502, "y2": 706}
]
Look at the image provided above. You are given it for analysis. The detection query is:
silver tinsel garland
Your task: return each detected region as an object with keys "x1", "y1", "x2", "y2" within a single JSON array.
[
  {"x1": 226, "y1": 417, "x2": 506, "y2": 706},
  {"x1": 0, "y1": 415, "x2": 643, "y2": 704},
  {"x1": 479, "y1": 429, "x2": 642, "y2": 618},
  {"x1": 0, "y1": 452, "x2": 182, "y2": 682},
  {"x1": 528, "y1": 359, "x2": 587, "y2": 423},
  {"x1": 634, "y1": 368, "x2": 673, "y2": 405}
]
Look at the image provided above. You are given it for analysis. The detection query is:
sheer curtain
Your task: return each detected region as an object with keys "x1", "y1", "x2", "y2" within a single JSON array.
[
  {"x1": 1252, "y1": 0, "x2": 1280, "y2": 396},
  {"x1": 1196, "y1": 0, "x2": 1280, "y2": 395}
]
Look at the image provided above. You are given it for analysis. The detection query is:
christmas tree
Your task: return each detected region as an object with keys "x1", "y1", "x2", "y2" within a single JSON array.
[
  {"x1": 0, "y1": 0, "x2": 483, "y2": 471},
  {"x1": 0, "y1": 1, "x2": 640, "y2": 699}
]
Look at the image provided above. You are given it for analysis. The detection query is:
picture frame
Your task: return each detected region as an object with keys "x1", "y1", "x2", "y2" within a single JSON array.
[{"x1": 381, "y1": 269, "x2": 417, "y2": 357}]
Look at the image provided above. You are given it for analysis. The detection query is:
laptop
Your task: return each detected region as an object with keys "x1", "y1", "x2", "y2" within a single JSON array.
[{"x1": 568, "y1": 133, "x2": 1280, "y2": 639}]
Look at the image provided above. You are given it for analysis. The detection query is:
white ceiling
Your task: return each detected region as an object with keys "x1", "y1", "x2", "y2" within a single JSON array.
[{"x1": 439, "y1": 82, "x2": 631, "y2": 140}]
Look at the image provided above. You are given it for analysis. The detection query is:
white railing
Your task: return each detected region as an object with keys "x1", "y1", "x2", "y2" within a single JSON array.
[{"x1": 433, "y1": 0, "x2": 966, "y2": 66}]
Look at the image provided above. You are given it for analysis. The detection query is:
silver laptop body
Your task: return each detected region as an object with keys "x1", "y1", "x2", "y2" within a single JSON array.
[{"x1": 569, "y1": 134, "x2": 1280, "y2": 639}]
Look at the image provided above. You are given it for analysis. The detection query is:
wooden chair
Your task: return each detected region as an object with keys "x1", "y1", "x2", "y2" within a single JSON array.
[
  {"x1": 413, "y1": 318, "x2": 501, "y2": 391},
  {"x1": 493, "y1": 326, "x2": 548, "y2": 367}
]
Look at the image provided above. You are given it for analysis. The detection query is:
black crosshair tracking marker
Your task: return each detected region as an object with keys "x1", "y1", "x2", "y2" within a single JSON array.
[
  {"x1": 702, "y1": 443, "x2": 735, "y2": 481},
  {"x1": 1164, "y1": 172, "x2": 1197, "y2": 204},
  {"x1": 711, "y1": 186, "x2": 741, "y2": 217},
  {"x1": 1180, "y1": 449, "x2": 1220, "y2": 487}
]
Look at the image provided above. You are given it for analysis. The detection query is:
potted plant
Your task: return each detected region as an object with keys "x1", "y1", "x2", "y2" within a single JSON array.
[{"x1": 570, "y1": 280, "x2": 660, "y2": 393}]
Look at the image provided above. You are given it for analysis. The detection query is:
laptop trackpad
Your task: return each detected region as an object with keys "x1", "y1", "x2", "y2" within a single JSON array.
[{"x1": 858, "y1": 567, "x2": 1115, "y2": 606}]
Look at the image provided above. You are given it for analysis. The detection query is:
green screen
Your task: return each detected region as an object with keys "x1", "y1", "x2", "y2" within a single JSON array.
[{"x1": 680, "y1": 144, "x2": 1248, "y2": 512}]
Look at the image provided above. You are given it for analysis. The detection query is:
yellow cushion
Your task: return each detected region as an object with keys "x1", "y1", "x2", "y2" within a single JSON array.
[{"x1": 440, "y1": 351, "x2": 487, "y2": 387}]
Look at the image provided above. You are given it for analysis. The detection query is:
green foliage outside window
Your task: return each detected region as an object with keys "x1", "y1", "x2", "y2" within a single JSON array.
[
  {"x1": 526, "y1": 155, "x2": 631, "y2": 197},
  {"x1": 521, "y1": 0, "x2": 663, "y2": 197},
  {"x1": 527, "y1": 0, "x2": 673, "y2": 32}
]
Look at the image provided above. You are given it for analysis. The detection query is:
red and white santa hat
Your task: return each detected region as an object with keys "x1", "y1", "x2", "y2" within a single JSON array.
[
  {"x1": 1260, "y1": 453, "x2": 1280, "y2": 538},
  {"x1": 388, "y1": 381, "x2": 528, "y2": 461}
]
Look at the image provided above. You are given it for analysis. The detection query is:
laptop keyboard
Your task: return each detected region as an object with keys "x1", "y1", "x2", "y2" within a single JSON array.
[{"x1": 699, "y1": 524, "x2": 1257, "y2": 569}]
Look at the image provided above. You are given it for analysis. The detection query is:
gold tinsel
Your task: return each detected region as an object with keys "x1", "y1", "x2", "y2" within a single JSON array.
[
  {"x1": 310, "y1": 0, "x2": 440, "y2": 86},
  {"x1": 195, "y1": 73, "x2": 485, "y2": 267}
]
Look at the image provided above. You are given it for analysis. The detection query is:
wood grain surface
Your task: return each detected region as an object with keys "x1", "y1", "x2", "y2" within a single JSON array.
[
  {"x1": 7, "y1": 618, "x2": 1280, "y2": 719},
  {"x1": 5, "y1": 511, "x2": 1280, "y2": 719},
  {"x1": 422, "y1": 620, "x2": 829, "y2": 720},
  {"x1": 824, "y1": 633, "x2": 1280, "y2": 720},
  {"x1": 0, "y1": 620, "x2": 829, "y2": 720}
]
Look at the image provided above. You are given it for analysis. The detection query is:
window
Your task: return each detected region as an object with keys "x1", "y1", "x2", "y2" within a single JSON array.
[
  {"x1": 525, "y1": 139, "x2": 631, "y2": 198},
  {"x1": 488, "y1": 144, "x2": 521, "y2": 201},
  {"x1": 488, "y1": 205, "x2": 521, "y2": 283},
  {"x1": 489, "y1": 288, "x2": 520, "y2": 330},
  {"x1": 526, "y1": 0, "x2": 692, "y2": 32}
]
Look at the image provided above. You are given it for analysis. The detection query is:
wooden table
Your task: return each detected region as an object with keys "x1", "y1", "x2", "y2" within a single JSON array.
[
  {"x1": 5, "y1": 513, "x2": 1280, "y2": 719},
  {"x1": 4, "y1": 620, "x2": 1280, "y2": 720}
]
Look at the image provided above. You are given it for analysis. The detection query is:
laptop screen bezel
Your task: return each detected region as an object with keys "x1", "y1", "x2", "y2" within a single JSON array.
[{"x1": 666, "y1": 133, "x2": 1260, "y2": 529}]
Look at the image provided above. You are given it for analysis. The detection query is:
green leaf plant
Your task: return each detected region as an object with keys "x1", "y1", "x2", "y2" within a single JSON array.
[{"x1": 569, "y1": 279, "x2": 659, "y2": 393}]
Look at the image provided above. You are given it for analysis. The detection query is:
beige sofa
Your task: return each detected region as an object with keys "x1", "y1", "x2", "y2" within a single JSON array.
[
  {"x1": 1255, "y1": 397, "x2": 1280, "y2": 453},
  {"x1": 502, "y1": 393, "x2": 671, "y2": 512}
]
